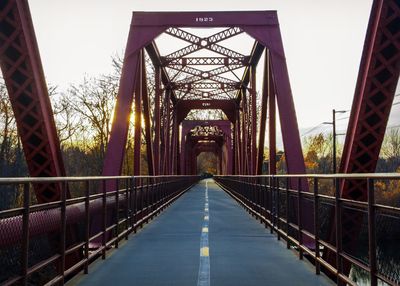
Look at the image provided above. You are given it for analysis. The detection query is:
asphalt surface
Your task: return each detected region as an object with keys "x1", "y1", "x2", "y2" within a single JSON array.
[{"x1": 71, "y1": 179, "x2": 333, "y2": 286}]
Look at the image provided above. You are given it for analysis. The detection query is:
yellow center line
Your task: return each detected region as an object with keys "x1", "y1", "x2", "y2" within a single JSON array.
[{"x1": 200, "y1": 247, "x2": 209, "y2": 257}]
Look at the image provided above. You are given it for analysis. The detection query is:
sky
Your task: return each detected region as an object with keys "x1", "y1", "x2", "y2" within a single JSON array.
[{"x1": 29, "y1": 0, "x2": 378, "y2": 133}]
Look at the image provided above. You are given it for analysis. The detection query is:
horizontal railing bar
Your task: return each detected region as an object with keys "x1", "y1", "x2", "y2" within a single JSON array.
[
  {"x1": 217, "y1": 173, "x2": 400, "y2": 179},
  {"x1": 0, "y1": 175, "x2": 198, "y2": 184},
  {"x1": 27, "y1": 254, "x2": 61, "y2": 276}
]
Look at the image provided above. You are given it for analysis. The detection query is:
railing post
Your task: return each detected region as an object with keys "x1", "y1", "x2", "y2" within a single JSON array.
[
  {"x1": 297, "y1": 177, "x2": 303, "y2": 260},
  {"x1": 146, "y1": 178, "x2": 150, "y2": 223},
  {"x1": 335, "y1": 177, "x2": 342, "y2": 284},
  {"x1": 260, "y1": 177, "x2": 264, "y2": 222},
  {"x1": 259, "y1": 177, "x2": 263, "y2": 224},
  {"x1": 84, "y1": 180, "x2": 90, "y2": 274},
  {"x1": 276, "y1": 177, "x2": 280, "y2": 240},
  {"x1": 271, "y1": 176, "x2": 276, "y2": 231},
  {"x1": 269, "y1": 176, "x2": 273, "y2": 234},
  {"x1": 367, "y1": 178, "x2": 377, "y2": 286},
  {"x1": 285, "y1": 177, "x2": 290, "y2": 249},
  {"x1": 313, "y1": 177, "x2": 320, "y2": 275},
  {"x1": 263, "y1": 177, "x2": 268, "y2": 229},
  {"x1": 102, "y1": 179, "x2": 107, "y2": 259},
  {"x1": 21, "y1": 183, "x2": 30, "y2": 286},
  {"x1": 125, "y1": 178, "x2": 130, "y2": 240},
  {"x1": 133, "y1": 177, "x2": 137, "y2": 233},
  {"x1": 60, "y1": 181, "x2": 67, "y2": 283},
  {"x1": 115, "y1": 179, "x2": 120, "y2": 249}
]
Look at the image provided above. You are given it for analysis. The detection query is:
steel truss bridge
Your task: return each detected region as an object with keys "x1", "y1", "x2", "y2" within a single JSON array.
[{"x1": 0, "y1": 0, "x2": 399, "y2": 285}]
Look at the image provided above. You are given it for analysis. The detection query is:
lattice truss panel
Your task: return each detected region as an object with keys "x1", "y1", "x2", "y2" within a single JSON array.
[
  {"x1": 155, "y1": 26, "x2": 255, "y2": 100},
  {"x1": 189, "y1": 125, "x2": 224, "y2": 137},
  {"x1": 332, "y1": 0, "x2": 400, "y2": 270},
  {"x1": 0, "y1": 0, "x2": 66, "y2": 202},
  {"x1": 341, "y1": 0, "x2": 400, "y2": 199}
]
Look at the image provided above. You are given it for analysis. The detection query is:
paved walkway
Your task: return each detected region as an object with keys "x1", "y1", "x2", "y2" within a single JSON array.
[{"x1": 71, "y1": 179, "x2": 332, "y2": 286}]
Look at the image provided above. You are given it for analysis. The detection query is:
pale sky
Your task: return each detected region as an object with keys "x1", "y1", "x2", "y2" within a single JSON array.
[{"x1": 30, "y1": 0, "x2": 375, "y2": 131}]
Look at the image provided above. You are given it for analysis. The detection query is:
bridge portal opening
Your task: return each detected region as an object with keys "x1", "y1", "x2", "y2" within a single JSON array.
[{"x1": 197, "y1": 151, "x2": 218, "y2": 175}]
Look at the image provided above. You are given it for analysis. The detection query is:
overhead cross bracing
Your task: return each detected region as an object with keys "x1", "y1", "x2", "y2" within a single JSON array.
[{"x1": 155, "y1": 26, "x2": 253, "y2": 101}]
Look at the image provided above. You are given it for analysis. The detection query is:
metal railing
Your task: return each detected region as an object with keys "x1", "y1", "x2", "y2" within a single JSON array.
[
  {"x1": 215, "y1": 174, "x2": 400, "y2": 286},
  {"x1": 0, "y1": 175, "x2": 199, "y2": 285}
]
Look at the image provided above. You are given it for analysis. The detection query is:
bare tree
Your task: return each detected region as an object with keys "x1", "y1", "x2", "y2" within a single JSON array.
[
  {"x1": 382, "y1": 129, "x2": 400, "y2": 159},
  {"x1": 379, "y1": 128, "x2": 400, "y2": 172},
  {"x1": 0, "y1": 83, "x2": 14, "y2": 175}
]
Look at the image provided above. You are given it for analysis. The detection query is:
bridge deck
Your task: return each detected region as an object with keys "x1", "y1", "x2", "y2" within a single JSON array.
[{"x1": 70, "y1": 179, "x2": 333, "y2": 286}]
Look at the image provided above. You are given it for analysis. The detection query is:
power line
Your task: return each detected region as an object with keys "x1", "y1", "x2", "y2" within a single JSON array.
[
  {"x1": 336, "y1": 116, "x2": 350, "y2": 121},
  {"x1": 301, "y1": 123, "x2": 329, "y2": 138},
  {"x1": 387, "y1": 124, "x2": 400, "y2": 130},
  {"x1": 300, "y1": 99, "x2": 398, "y2": 139}
]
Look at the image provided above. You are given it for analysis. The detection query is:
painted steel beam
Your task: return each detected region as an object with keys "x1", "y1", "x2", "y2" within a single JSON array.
[
  {"x1": 179, "y1": 89, "x2": 234, "y2": 100},
  {"x1": 236, "y1": 42, "x2": 265, "y2": 100},
  {"x1": 164, "y1": 27, "x2": 244, "y2": 62},
  {"x1": 141, "y1": 52, "x2": 155, "y2": 175},
  {"x1": 250, "y1": 66, "x2": 257, "y2": 175},
  {"x1": 153, "y1": 67, "x2": 161, "y2": 175},
  {"x1": 133, "y1": 51, "x2": 143, "y2": 176},
  {"x1": 173, "y1": 82, "x2": 239, "y2": 90},
  {"x1": 256, "y1": 52, "x2": 270, "y2": 175},
  {"x1": 170, "y1": 65, "x2": 239, "y2": 85},
  {"x1": 176, "y1": 99, "x2": 237, "y2": 123},
  {"x1": 0, "y1": 0, "x2": 67, "y2": 202},
  {"x1": 145, "y1": 43, "x2": 177, "y2": 103},
  {"x1": 166, "y1": 57, "x2": 248, "y2": 66}
]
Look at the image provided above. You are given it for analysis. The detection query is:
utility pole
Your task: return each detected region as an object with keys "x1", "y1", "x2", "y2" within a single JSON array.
[{"x1": 323, "y1": 109, "x2": 346, "y2": 173}]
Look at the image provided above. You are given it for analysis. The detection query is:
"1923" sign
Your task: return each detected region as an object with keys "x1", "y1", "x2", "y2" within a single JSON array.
[{"x1": 196, "y1": 17, "x2": 214, "y2": 22}]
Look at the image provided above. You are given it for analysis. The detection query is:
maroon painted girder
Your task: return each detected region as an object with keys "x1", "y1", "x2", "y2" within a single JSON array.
[{"x1": 0, "y1": 0, "x2": 67, "y2": 202}]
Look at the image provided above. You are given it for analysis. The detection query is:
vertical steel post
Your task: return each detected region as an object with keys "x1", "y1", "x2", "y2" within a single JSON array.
[
  {"x1": 154, "y1": 67, "x2": 161, "y2": 175},
  {"x1": 133, "y1": 50, "x2": 143, "y2": 176},
  {"x1": 250, "y1": 65, "x2": 257, "y2": 175},
  {"x1": 256, "y1": 50, "x2": 269, "y2": 175},
  {"x1": 241, "y1": 88, "x2": 248, "y2": 174},
  {"x1": 236, "y1": 108, "x2": 242, "y2": 174},
  {"x1": 170, "y1": 108, "x2": 178, "y2": 174},
  {"x1": 159, "y1": 91, "x2": 166, "y2": 175},
  {"x1": 141, "y1": 53, "x2": 155, "y2": 175},
  {"x1": 268, "y1": 55, "x2": 277, "y2": 176},
  {"x1": 164, "y1": 90, "x2": 171, "y2": 174}
]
